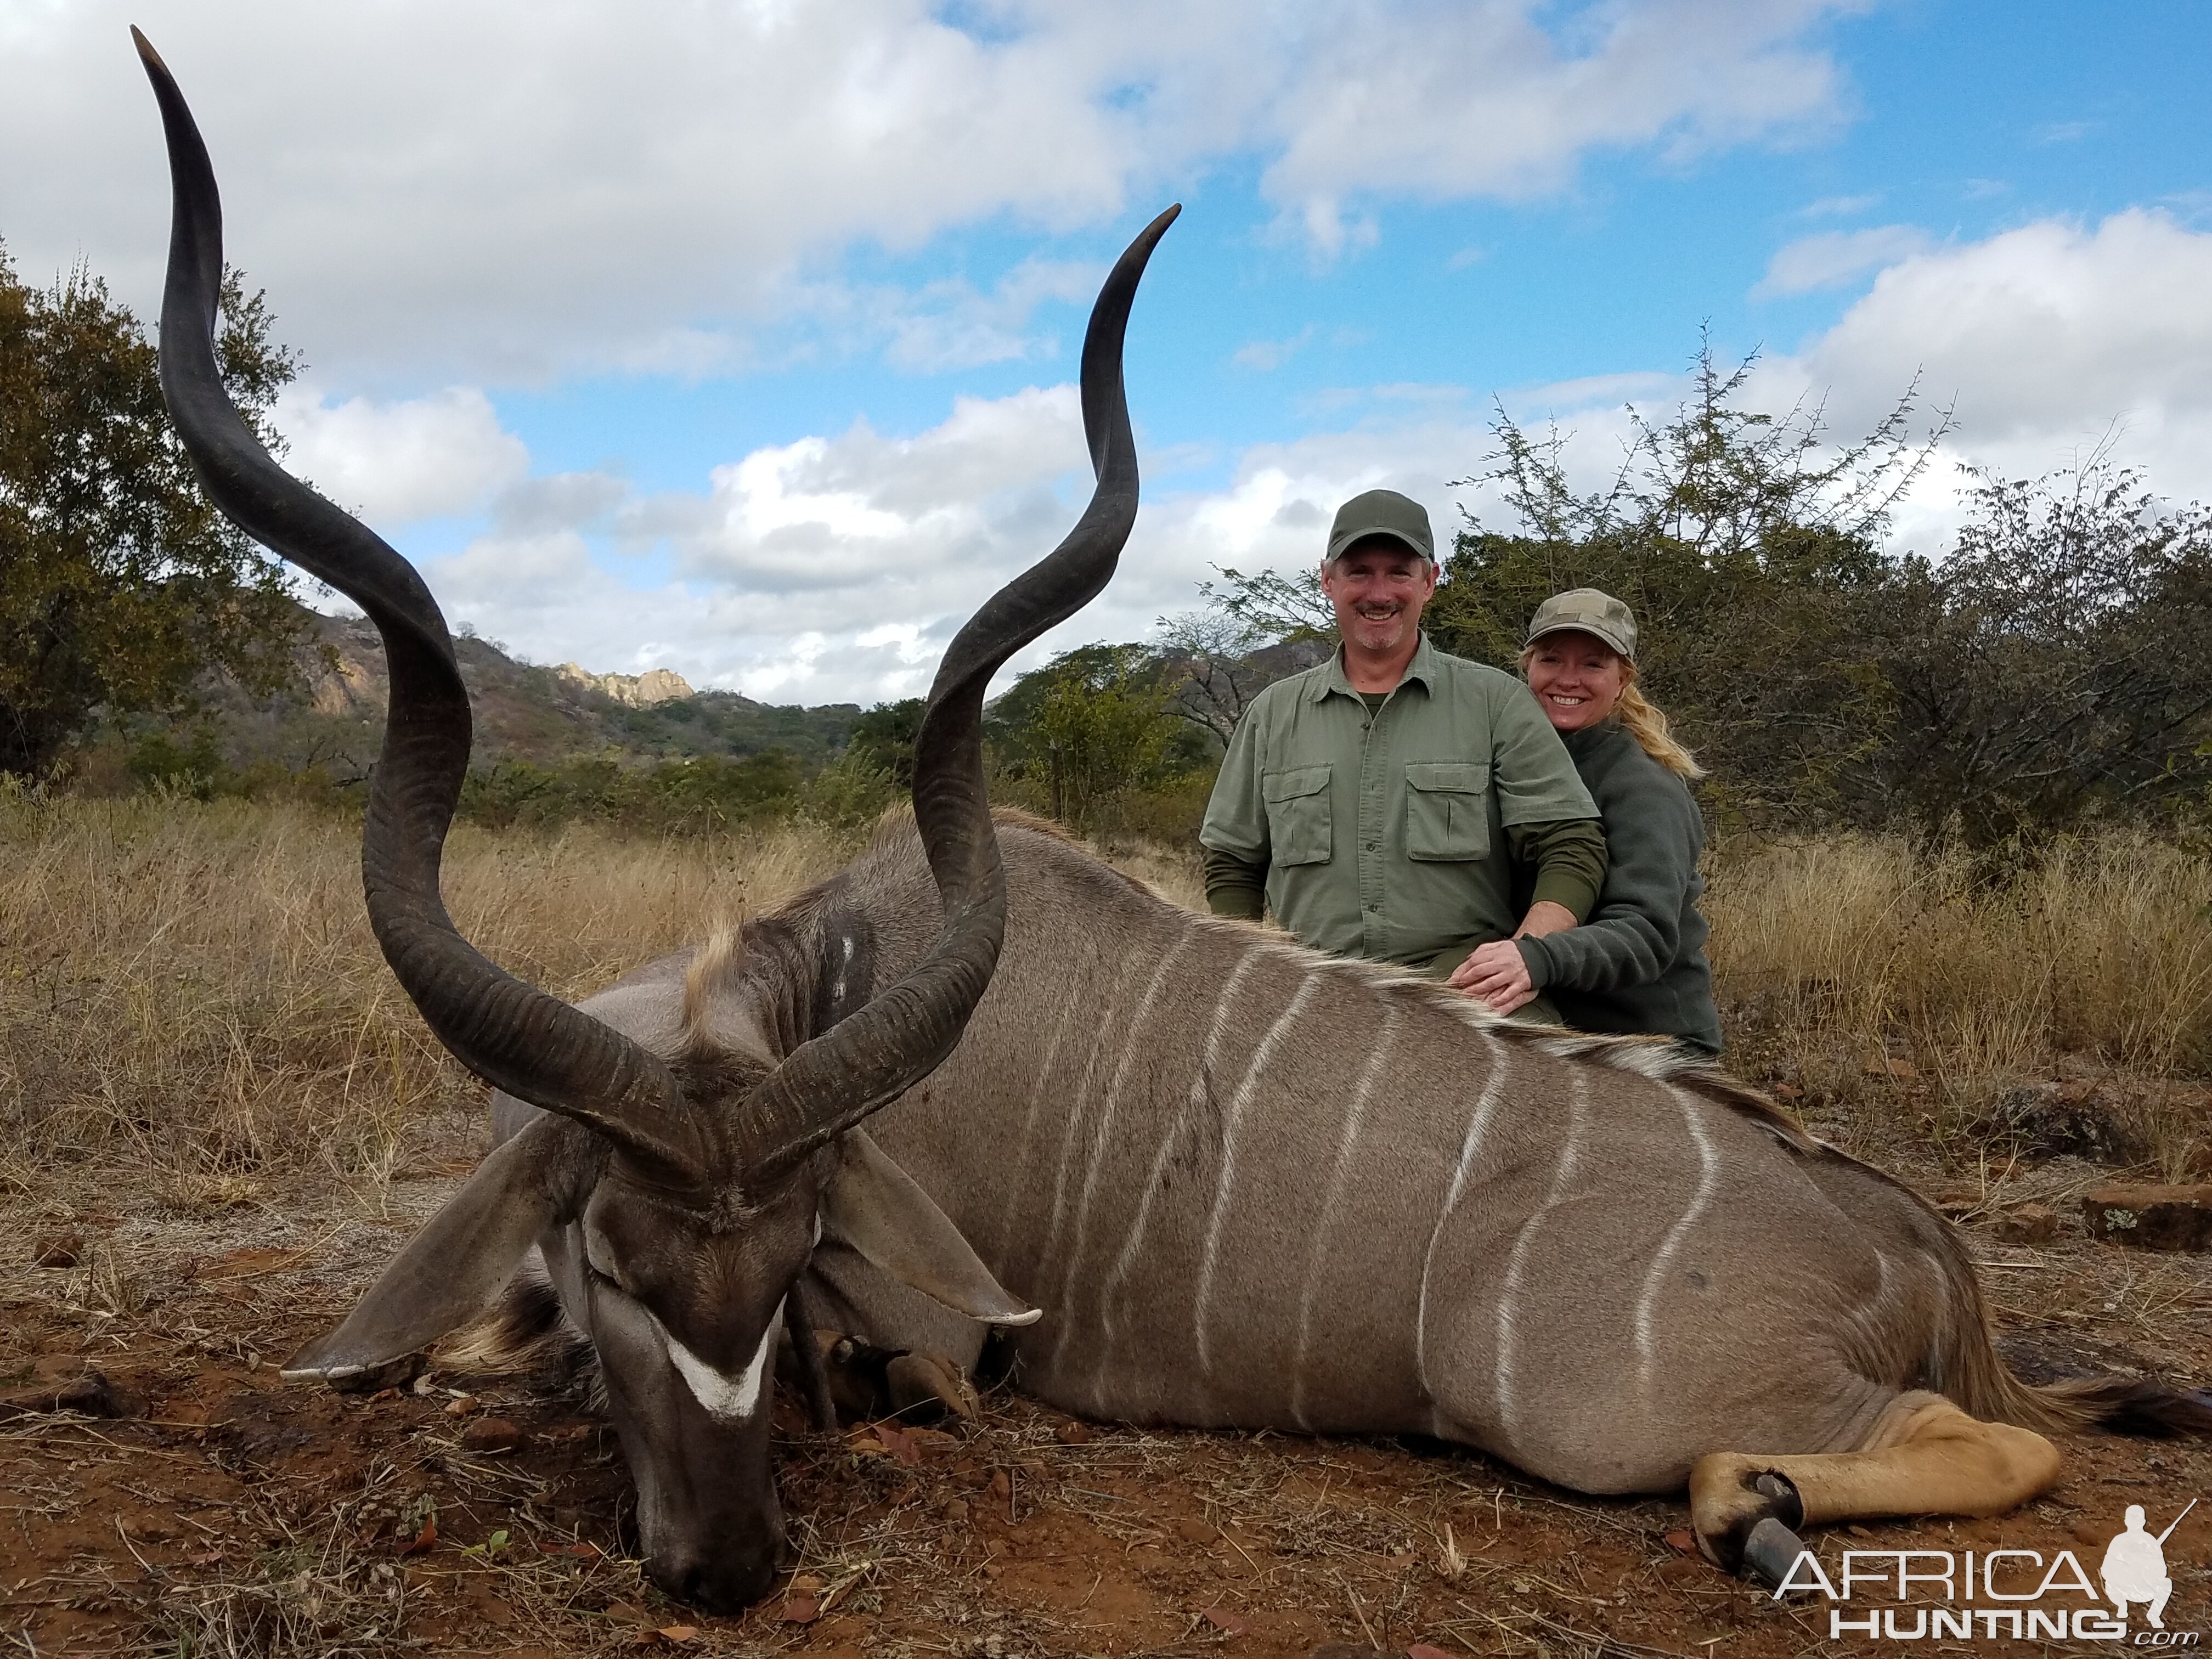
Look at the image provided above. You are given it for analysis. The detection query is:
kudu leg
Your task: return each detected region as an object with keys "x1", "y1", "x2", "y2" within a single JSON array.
[{"x1": 1689, "y1": 1390, "x2": 2062, "y2": 1582}]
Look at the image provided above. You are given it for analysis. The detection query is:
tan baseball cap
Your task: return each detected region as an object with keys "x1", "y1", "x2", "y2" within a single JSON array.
[
  {"x1": 1526, "y1": 588, "x2": 1637, "y2": 661},
  {"x1": 1324, "y1": 489, "x2": 1435, "y2": 563}
]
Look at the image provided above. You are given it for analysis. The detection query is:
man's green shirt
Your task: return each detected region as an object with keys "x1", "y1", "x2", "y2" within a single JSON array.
[{"x1": 1199, "y1": 635, "x2": 1601, "y2": 967}]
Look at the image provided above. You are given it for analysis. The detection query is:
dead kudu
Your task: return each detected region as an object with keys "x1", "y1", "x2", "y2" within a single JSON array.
[{"x1": 142, "y1": 33, "x2": 2209, "y2": 1616}]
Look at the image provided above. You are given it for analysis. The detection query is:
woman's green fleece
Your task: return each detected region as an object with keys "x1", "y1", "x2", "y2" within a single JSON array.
[{"x1": 1513, "y1": 719, "x2": 1724, "y2": 1053}]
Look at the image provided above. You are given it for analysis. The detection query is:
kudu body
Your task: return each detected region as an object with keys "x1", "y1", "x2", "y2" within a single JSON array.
[
  {"x1": 136, "y1": 30, "x2": 1175, "y2": 1612},
  {"x1": 528, "y1": 814, "x2": 2212, "y2": 1582}
]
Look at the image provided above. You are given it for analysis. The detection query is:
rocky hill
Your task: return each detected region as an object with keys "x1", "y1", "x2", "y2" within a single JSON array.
[{"x1": 106, "y1": 605, "x2": 863, "y2": 788}]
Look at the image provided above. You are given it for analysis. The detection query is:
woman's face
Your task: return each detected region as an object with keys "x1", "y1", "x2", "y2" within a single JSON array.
[{"x1": 1525, "y1": 630, "x2": 1626, "y2": 733}]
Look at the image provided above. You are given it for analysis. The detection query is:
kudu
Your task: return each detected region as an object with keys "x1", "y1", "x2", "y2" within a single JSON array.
[
  {"x1": 136, "y1": 31, "x2": 1174, "y2": 1611},
  {"x1": 141, "y1": 32, "x2": 2209, "y2": 1616}
]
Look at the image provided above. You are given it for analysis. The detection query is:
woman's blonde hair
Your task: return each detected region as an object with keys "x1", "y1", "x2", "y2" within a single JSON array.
[{"x1": 1519, "y1": 642, "x2": 1706, "y2": 780}]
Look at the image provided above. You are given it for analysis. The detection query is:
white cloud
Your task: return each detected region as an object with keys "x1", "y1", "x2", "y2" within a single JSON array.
[
  {"x1": 1760, "y1": 210, "x2": 2212, "y2": 504},
  {"x1": 1251, "y1": 0, "x2": 1855, "y2": 225},
  {"x1": 1752, "y1": 224, "x2": 1932, "y2": 297},
  {"x1": 274, "y1": 385, "x2": 528, "y2": 522},
  {"x1": 393, "y1": 381, "x2": 1515, "y2": 703},
  {"x1": 3, "y1": 0, "x2": 1860, "y2": 379},
  {"x1": 1797, "y1": 192, "x2": 1880, "y2": 218},
  {"x1": 1232, "y1": 326, "x2": 1316, "y2": 371},
  {"x1": 357, "y1": 205, "x2": 2212, "y2": 704}
]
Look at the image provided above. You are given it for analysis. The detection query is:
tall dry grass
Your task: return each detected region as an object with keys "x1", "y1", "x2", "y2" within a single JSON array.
[
  {"x1": 0, "y1": 787, "x2": 855, "y2": 1194},
  {"x1": 1705, "y1": 831, "x2": 2212, "y2": 1172},
  {"x1": 7, "y1": 786, "x2": 2207, "y2": 1193}
]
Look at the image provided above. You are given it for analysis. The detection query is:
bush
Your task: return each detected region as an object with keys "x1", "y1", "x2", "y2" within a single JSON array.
[{"x1": 457, "y1": 751, "x2": 808, "y2": 834}]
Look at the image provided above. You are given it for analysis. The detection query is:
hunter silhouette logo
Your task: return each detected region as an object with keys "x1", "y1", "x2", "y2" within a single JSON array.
[{"x1": 2105, "y1": 1502, "x2": 2194, "y2": 1630}]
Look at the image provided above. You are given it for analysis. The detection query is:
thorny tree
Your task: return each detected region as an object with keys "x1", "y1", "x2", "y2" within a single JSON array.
[{"x1": 0, "y1": 242, "x2": 306, "y2": 780}]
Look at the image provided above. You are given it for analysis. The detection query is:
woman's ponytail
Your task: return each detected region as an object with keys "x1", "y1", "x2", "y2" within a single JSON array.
[{"x1": 1613, "y1": 670, "x2": 1705, "y2": 780}]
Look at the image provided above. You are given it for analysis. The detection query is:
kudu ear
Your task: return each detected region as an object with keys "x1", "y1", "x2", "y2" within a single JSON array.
[
  {"x1": 821, "y1": 1130, "x2": 1040, "y2": 1327},
  {"x1": 283, "y1": 1116, "x2": 595, "y2": 1381}
]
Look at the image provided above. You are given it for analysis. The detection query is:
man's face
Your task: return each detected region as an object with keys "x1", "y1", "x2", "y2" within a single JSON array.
[{"x1": 1321, "y1": 539, "x2": 1437, "y2": 658}]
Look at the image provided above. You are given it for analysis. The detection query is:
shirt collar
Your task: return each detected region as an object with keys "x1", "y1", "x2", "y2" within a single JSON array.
[{"x1": 1309, "y1": 631, "x2": 1440, "y2": 703}]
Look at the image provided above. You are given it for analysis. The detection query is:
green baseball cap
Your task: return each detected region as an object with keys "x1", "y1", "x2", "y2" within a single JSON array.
[
  {"x1": 1324, "y1": 488, "x2": 1434, "y2": 563},
  {"x1": 1526, "y1": 588, "x2": 1638, "y2": 661}
]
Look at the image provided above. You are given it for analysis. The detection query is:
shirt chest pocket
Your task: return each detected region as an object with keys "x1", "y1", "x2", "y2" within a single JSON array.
[
  {"x1": 1405, "y1": 761, "x2": 1491, "y2": 862},
  {"x1": 1262, "y1": 764, "x2": 1333, "y2": 867}
]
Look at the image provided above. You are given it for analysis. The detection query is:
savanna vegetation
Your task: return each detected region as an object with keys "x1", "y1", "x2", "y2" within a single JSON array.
[{"x1": 3, "y1": 250, "x2": 2209, "y2": 1193}]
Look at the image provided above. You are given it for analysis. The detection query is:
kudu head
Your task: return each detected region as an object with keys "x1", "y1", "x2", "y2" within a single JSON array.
[{"x1": 134, "y1": 29, "x2": 1173, "y2": 1612}]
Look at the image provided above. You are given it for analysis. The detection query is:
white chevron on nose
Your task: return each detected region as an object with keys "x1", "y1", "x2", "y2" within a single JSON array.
[{"x1": 660, "y1": 1297, "x2": 783, "y2": 1423}]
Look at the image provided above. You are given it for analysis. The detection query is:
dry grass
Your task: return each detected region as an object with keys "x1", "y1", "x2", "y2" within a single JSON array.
[
  {"x1": 7, "y1": 786, "x2": 2208, "y2": 1192},
  {"x1": 1705, "y1": 831, "x2": 2212, "y2": 1173},
  {"x1": 0, "y1": 786, "x2": 855, "y2": 1193}
]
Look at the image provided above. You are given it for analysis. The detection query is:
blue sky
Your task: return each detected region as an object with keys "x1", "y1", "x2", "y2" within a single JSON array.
[{"x1": 5, "y1": 1, "x2": 2209, "y2": 704}]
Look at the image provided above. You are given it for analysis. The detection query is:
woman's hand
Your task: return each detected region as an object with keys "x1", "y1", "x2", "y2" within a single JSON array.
[{"x1": 1449, "y1": 939, "x2": 1537, "y2": 1015}]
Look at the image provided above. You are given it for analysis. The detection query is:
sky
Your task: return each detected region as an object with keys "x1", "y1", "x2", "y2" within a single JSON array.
[{"x1": 4, "y1": 0, "x2": 2209, "y2": 707}]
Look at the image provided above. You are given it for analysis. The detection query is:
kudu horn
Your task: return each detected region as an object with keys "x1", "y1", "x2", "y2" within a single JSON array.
[
  {"x1": 137, "y1": 24, "x2": 1176, "y2": 1187},
  {"x1": 740, "y1": 203, "x2": 1178, "y2": 1178},
  {"x1": 138, "y1": 27, "x2": 702, "y2": 1183}
]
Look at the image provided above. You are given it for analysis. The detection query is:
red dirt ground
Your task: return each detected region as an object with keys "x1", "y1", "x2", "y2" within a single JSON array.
[{"x1": 4, "y1": 1148, "x2": 2209, "y2": 1658}]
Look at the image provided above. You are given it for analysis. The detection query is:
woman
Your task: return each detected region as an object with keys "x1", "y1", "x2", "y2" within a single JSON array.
[{"x1": 1449, "y1": 588, "x2": 1724, "y2": 1054}]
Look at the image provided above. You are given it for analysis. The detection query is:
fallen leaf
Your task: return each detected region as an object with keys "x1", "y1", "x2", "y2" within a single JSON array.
[
  {"x1": 461, "y1": 1417, "x2": 524, "y2": 1454},
  {"x1": 399, "y1": 1516, "x2": 437, "y2": 1556},
  {"x1": 782, "y1": 1594, "x2": 820, "y2": 1624},
  {"x1": 1666, "y1": 1530, "x2": 1696, "y2": 1554},
  {"x1": 1201, "y1": 1606, "x2": 1248, "y2": 1635},
  {"x1": 199, "y1": 1245, "x2": 311, "y2": 1279},
  {"x1": 872, "y1": 1423, "x2": 922, "y2": 1466}
]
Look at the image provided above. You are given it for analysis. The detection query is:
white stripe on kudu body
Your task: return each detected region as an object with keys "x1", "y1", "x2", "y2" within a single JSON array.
[
  {"x1": 1193, "y1": 968, "x2": 1324, "y2": 1379},
  {"x1": 1049, "y1": 921, "x2": 1204, "y2": 1373},
  {"x1": 990, "y1": 966, "x2": 1085, "y2": 1263},
  {"x1": 1635, "y1": 1087, "x2": 1722, "y2": 1390},
  {"x1": 1041, "y1": 944, "x2": 1156, "y2": 1265},
  {"x1": 1494, "y1": 1071, "x2": 1587, "y2": 1448},
  {"x1": 1090, "y1": 943, "x2": 1270, "y2": 1391},
  {"x1": 1415, "y1": 1025, "x2": 1510, "y2": 1401},
  {"x1": 1291, "y1": 1001, "x2": 1402, "y2": 1429}
]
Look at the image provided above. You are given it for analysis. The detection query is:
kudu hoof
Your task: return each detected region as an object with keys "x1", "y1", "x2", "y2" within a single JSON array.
[
  {"x1": 1695, "y1": 1469, "x2": 1807, "y2": 1584},
  {"x1": 887, "y1": 1353, "x2": 980, "y2": 1422}
]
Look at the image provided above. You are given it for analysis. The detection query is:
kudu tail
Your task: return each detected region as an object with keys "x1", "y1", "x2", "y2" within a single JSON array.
[{"x1": 1916, "y1": 1195, "x2": 2212, "y2": 1439}]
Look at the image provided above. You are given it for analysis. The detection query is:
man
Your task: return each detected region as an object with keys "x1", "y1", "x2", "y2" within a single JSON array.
[{"x1": 1199, "y1": 489, "x2": 1607, "y2": 995}]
